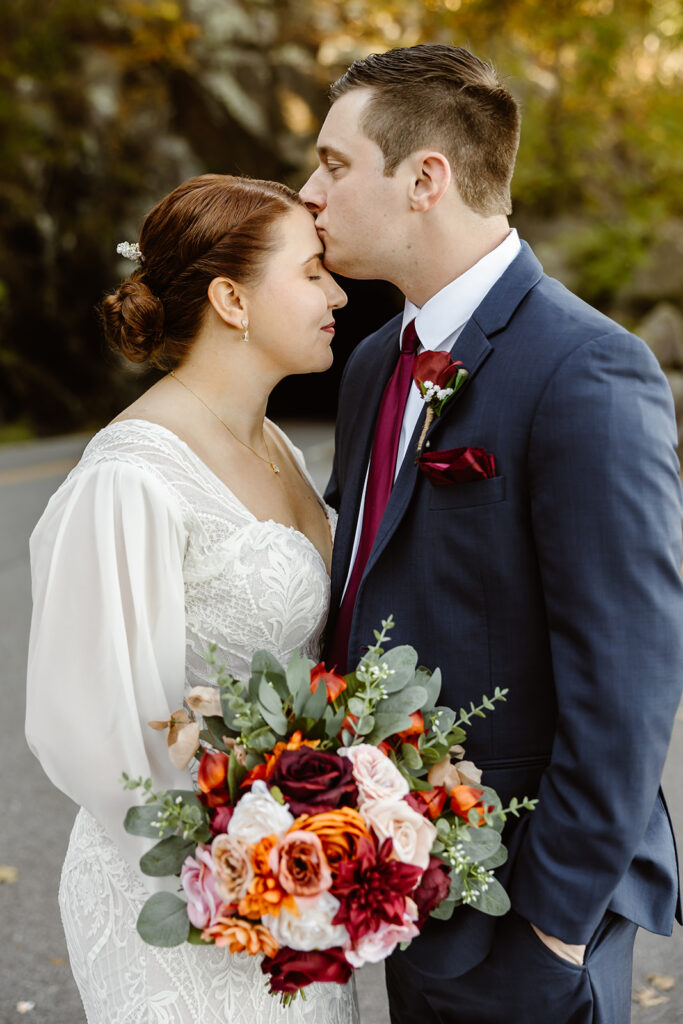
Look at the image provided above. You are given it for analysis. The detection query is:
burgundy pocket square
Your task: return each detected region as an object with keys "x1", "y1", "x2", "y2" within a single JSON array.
[{"x1": 418, "y1": 446, "x2": 496, "y2": 485}]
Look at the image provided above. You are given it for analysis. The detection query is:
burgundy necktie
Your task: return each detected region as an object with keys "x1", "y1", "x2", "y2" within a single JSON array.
[{"x1": 328, "y1": 320, "x2": 420, "y2": 673}]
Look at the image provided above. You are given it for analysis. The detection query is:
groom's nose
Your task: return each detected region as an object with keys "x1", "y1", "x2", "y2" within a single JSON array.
[{"x1": 299, "y1": 170, "x2": 326, "y2": 214}]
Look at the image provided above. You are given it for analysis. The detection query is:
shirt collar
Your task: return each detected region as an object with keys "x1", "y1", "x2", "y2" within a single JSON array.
[{"x1": 401, "y1": 228, "x2": 521, "y2": 350}]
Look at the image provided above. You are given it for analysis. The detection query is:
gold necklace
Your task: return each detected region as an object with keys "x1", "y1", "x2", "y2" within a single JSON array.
[{"x1": 169, "y1": 371, "x2": 280, "y2": 475}]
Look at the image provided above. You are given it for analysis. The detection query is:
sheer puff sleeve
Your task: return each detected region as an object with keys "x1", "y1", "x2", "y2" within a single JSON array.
[{"x1": 26, "y1": 459, "x2": 192, "y2": 877}]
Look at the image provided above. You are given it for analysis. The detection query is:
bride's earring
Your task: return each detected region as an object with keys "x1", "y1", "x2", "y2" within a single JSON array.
[{"x1": 241, "y1": 319, "x2": 249, "y2": 343}]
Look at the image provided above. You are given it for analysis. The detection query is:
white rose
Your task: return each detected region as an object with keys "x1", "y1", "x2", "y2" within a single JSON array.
[
  {"x1": 228, "y1": 780, "x2": 294, "y2": 843},
  {"x1": 263, "y1": 892, "x2": 350, "y2": 951},
  {"x1": 339, "y1": 744, "x2": 409, "y2": 805},
  {"x1": 362, "y1": 798, "x2": 437, "y2": 870},
  {"x1": 345, "y1": 910, "x2": 420, "y2": 968}
]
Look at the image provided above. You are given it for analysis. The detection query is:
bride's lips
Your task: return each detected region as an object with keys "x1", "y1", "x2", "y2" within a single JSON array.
[{"x1": 321, "y1": 321, "x2": 335, "y2": 335}]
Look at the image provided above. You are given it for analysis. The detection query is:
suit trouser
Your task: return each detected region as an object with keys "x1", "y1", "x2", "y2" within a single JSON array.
[{"x1": 385, "y1": 909, "x2": 638, "y2": 1024}]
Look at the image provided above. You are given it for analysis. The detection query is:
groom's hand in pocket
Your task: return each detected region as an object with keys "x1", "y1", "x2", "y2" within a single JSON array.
[{"x1": 530, "y1": 923, "x2": 586, "y2": 965}]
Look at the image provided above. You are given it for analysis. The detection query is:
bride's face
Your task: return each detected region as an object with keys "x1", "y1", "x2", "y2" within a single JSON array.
[{"x1": 244, "y1": 205, "x2": 347, "y2": 377}]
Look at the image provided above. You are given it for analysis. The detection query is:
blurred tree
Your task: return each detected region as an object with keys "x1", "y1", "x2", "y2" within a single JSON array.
[{"x1": 0, "y1": 0, "x2": 680, "y2": 434}]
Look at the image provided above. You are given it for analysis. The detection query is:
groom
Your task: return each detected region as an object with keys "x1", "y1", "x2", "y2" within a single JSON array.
[{"x1": 300, "y1": 44, "x2": 683, "y2": 1023}]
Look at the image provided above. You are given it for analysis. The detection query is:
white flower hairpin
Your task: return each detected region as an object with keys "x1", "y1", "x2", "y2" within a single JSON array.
[{"x1": 116, "y1": 241, "x2": 143, "y2": 264}]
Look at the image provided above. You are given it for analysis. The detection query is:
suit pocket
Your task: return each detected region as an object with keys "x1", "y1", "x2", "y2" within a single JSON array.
[{"x1": 428, "y1": 474, "x2": 506, "y2": 510}]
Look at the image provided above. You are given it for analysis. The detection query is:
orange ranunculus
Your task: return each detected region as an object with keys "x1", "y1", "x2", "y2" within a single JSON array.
[
  {"x1": 263, "y1": 731, "x2": 321, "y2": 779},
  {"x1": 202, "y1": 915, "x2": 279, "y2": 957},
  {"x1": 197, "y1": 750, "x2": 231, "y2": 806},
  {"x1": 310, "y1": 662, "x2": 347, "y2": 702},
  {"x1": 238, "y1": 873, "x2": 298, "y2": 920},
  {"x1": 251, "y1": 834, "x2": 279, "y2": 876},
  {"x1": 340, "y1": 713, "x2": 358, "y2": 739},
  {"x1": 290, "y1": 807, "x2": 371, "y2": 876},
  {"x1": 396, "y1": 711, "x2": 424, "y2": 742},
  {"x1": 415, "y1": 786, "x2": 448, "y2": 820},
  {"x1": 450, "y1": 785, "x2": 491, "y2": 826},
  {"x1": 240, "y1": 763, "x2": 268, "y2": 789},
  {"x1": 377, "y1": 739, "x2": 393, "y2": 756}
]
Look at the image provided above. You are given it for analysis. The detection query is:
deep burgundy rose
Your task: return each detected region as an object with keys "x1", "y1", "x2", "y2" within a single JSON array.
[
  {"x1": 332, "y1": 836, "x2": 422, "y2": 943},
  {"x1": 209, "y1": 804, "x2": 234, "y2": 836},
  {"x1": 413, "y1": 856, "x2": 451, "y2": 928},
  {"x1": 261, "y1": 945, "x2": 353, "y2": 994},
  {"x1": 268, "y1": 747, "x2": 357, "y2": 816}
]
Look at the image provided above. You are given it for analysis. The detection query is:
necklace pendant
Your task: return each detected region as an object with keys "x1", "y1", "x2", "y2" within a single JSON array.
[{"x1": 271, "y1": 462, "x2": 281, "y2": 475}]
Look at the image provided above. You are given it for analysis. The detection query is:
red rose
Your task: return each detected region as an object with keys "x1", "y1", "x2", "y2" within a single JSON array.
[
  {"x1": 268, "y1": 747, "x2": 357, "y2": 816},
  {"x1": 310, "y1": 662, "x2": 347, "y2": 702},
  {"x1": 261, "y1": 946, "x2": 353, "y2": 994},
  {"x1": 209, "y1": 804, "x2": 234, "y2": 836},
  {"x1": 413, "y1": 856, "x2": 451, "y2": 927},
  {"x1": 412, "y1": 351, "x2": 462, "y2": 392}
]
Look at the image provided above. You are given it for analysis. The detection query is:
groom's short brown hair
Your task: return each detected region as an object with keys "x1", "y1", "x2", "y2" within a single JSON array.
[{"x1": 329, "y1": 44, "x2": 520, "y2": 217}]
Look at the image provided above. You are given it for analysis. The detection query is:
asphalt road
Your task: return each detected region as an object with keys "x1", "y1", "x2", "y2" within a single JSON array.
[{"x1": 1, "y1": 427, "x2": 681, "y2": 1024}]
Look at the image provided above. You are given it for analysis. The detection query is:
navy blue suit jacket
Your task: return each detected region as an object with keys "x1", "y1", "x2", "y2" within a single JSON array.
[{"x1": 325, "y1": 242, "x2": 683, "y2": 978}]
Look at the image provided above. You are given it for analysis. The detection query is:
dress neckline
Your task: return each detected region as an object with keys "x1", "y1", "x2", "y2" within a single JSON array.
[{"x1": 98, "y1": 417, "x2": 333, "y2": 577}]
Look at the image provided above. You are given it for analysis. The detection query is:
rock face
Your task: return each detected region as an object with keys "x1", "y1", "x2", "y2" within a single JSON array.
[{"x1": 637, "y1": 304, "x2": 683, "y2": 453}]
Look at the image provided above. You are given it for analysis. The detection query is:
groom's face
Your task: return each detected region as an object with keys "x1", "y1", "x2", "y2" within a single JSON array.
[{"x1": 300, "y1": 88, "x2": 408, "y2": 280}]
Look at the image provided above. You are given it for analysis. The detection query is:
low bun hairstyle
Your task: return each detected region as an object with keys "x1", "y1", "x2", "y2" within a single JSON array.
[{"x1": 102, "y1": 174, "x2": 302, "y2": 369}]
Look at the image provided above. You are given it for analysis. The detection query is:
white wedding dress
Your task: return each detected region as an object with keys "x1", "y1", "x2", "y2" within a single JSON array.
[{"x1": 26, "y1": 419, "x2": 359, "y2": 1024}]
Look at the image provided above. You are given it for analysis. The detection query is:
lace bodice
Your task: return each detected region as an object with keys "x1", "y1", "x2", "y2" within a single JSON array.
[
  {"x1": 26, "y1": 419, "x2": 357, "y2": 1024},
  {"x1": 76, "y1": 419, "x2": 335, "y2": 686}
]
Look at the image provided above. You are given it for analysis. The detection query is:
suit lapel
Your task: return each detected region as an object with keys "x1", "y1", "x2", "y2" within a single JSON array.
[
  {"x1": 364, "y1": 320, "x2": 492, "y2": 579},
  {"x1": 329, "y1": 316, "x2": 402, "y2": 609},
  {"x1": 360, "y1": 242, "x2": 544, "y2": 583}
]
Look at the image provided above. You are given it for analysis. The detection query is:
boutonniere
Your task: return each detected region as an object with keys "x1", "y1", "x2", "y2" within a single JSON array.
[{"x1": 412, "y1": 351, "x2": 469, "y2": 457}]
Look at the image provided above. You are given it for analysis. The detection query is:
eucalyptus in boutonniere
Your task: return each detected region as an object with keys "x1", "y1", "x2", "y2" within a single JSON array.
[{"x1": 412, "y1": 351, "x2": 469, "y2": 457}]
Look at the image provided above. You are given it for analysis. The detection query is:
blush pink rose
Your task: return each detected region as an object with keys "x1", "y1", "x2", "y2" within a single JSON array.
[
  {"x1": 345, "y1": 908, "x2": 420, "y2": 967},
  {"x1": 180, "y1": 845, "x2": 224, "y2": 929},
  {"x1": 361, "y1": 798, "x2": 437, "y2": 870},
  {"x1": 271, "y1": 830, "x2": 333, "y2": 897},
  {"x1": 339, "y1": 744, "x2": 409, "y2": 806}
]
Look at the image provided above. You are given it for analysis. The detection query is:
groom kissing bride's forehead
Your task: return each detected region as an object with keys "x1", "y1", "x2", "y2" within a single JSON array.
[{"x1": 302, "y1": 43, "x2": 683, "y2": 1024}]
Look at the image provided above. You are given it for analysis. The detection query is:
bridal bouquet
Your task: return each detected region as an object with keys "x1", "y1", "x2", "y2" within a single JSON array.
[{"x1": 121, "y1": 617, "x2": 536, "y2": 1003}]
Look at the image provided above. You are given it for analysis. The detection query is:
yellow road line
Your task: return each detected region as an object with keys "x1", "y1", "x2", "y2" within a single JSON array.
[{"x1": 0, "y1": 458, "x2": 78, "y2": 486}]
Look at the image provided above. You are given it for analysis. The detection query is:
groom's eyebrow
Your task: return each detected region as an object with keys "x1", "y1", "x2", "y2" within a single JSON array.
[{"x1": 317, "y1": 145, "x2": 347, "y2": 162}]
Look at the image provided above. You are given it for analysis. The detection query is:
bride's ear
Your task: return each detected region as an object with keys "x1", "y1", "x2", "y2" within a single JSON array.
[{"x1": 207, "y1": 277, "x2": 247, "y2": 330}]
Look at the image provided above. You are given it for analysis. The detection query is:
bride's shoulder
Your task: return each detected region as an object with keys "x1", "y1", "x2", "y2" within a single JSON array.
[{"x1": 79, "y1": 418, "x2": 192, "y2": 472}]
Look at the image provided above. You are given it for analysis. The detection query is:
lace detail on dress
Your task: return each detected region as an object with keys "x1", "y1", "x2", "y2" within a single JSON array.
[{"x1": 57, "y1": 420, "x2": 356, "y2": 1024}]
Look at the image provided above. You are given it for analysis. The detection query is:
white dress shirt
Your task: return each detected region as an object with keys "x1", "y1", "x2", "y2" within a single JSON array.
[{"x1": 342, "y1": 229, "x2": 521, "y2": 597}]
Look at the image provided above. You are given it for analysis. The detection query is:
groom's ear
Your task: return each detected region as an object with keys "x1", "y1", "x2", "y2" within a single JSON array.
[{"x1": 408, "y1": 152, "x2": 452, "y2": 212}]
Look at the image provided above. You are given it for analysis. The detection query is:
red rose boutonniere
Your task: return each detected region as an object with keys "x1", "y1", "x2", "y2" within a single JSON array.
[{"x1": 412, "y1": 351, "x2": 469, "y2": 456}]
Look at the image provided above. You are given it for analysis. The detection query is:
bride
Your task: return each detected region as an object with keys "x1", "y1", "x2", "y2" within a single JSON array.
[{"x1": 25, "y1": 174, "x2": 357, "y2": 1023}]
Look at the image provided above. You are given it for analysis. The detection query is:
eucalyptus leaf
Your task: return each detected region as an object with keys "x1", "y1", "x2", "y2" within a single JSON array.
[
  {"x1": 379, "y1": 646, "x2": 419, "y2": 691},
  {"x1": 140, "y1": 835, "x2": 195, "y2": 877},
  {"x1": 431, "y1": 707, "x2": 456, "y2": 733},
  {"x1": 365, "y1": 711, "x2": 414, "y2": 745},
  {"x1": 258, "y1": 680, "x2": 288, "y2": 735},
  {"x1": 470, "y1": 877, "x2": 511, "y2": 917},
  {"x1": 356, "y1": 715, "x2": 375, "y2": 735},
  {"x1": 290, "y1": 650, "x2": 315, "y2": 714},
  {"x1": 188, "y1": 925, "x2": 213, "y2": 945},
  {"x1": 479, "y1": 845, "x2": 508, "y2": 871},
  {"x1": 401, "y1": 742, "x2": 422, "y2": 770},
  {"x1": 251, "y1": 650, "x2": 288, "y2": 700},
  {"x1": 124, "y1": 804, "x2": 173, "y2": 840},
  {"x1": 300, "y1": 675, "x2": 327, "y2": 721},
  {"x1": 136, "y1": 892, "x2": 190, "y2": 947},
  {"x1": 347, "y1": 697, "x2": 366, "y2": 717},
  {"x1": 459, "y1": 826, "x2": 501, "y2": 861},
  {"x1": 419, "y1": 667, "x2": 442, "y2": 710},
  {"x1": 382, "y1": 686, "x2": 427, "y2": 717},
  {"x1": 430, "y1": 897, "x2": 456, "y2": 921},
  {"x1": 201, "y1": 715, "x2": 233, "y2": 751},
  {"x1": 323, "y1": 704, "x2": 345, "y2": 739},
  {"x1": 247, "y1": 726, "x2": 278, "y2": 753},
  {"x1": 227, "y1": 748, "x2": 248, "y2": 804}
]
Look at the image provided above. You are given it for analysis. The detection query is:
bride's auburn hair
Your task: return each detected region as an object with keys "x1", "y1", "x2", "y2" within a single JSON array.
[{"x1": 101, "y1": 174, "x2": 302, "y2": 369}]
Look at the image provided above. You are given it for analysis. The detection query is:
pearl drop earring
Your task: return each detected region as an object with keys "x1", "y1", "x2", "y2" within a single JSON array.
[{"x1": 241, "y1": 319, "x2": 249, "y2": 343}]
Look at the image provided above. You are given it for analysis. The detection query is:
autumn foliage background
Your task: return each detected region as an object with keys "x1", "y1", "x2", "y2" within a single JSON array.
[{"x1": 0, "y1": 0, "x2": 681, "y2": 440}]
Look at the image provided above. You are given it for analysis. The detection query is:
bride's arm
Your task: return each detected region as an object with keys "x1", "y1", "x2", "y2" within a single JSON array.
[{"x1": 26, "y1": 459, "x2": 192, "y2": 877}]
